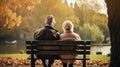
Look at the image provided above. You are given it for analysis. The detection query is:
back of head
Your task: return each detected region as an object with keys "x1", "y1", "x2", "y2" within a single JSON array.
[
  {"x1": 62, "y1": 20, "x2": 74, "y2": 32},
  {"x1": 45, "y1": 15, "x2": 56, "y2": 25}
]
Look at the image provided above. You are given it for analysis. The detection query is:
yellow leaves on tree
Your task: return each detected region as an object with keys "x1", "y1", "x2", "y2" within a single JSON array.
[
  {"x1": 5, "y1": 15, "x2": 21, "y2": 29},
  {"x1": 0, "y1": 0, "x2": 41, "y2": 30},
  {"x1": 31, "y1": 0, "x2": 78, "y2": 32},
  {"x1": 3, "y1": 8, "x2": 21, "y2": 29},
  {"x1": 92, "y1": 13, "x2": 108, "y2": 25}
]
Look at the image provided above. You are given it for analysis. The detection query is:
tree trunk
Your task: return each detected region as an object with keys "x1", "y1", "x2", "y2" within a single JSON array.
[{"x1": 105, "y1": 0, "x2": 120, "y2": 67}]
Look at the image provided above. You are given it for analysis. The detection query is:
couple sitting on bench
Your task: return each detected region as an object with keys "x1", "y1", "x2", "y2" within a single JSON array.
[{"x1": 34, "y1": 14, "x2": 81, "y2": 67}]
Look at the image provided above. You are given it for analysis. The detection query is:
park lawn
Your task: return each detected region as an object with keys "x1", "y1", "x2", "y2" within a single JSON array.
[
  {"x1": 0, "y1": 54, "x2": 29, "y2": 59},
  {"x1": 89, "y1": 54, "x2": 110, "y2": 60},
  {"x1": 0, "y1": 54, "x2": 110, "y2": 60}
]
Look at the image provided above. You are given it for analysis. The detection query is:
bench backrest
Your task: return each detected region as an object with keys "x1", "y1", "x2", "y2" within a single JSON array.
[{"x1": 26, "y1": 40, "x2": 91, "y2": 56}]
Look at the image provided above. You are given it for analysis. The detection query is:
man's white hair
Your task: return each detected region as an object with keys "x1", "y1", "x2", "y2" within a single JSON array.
[
  {"x1": 62, "y1": 20, "x2": 74, "y2": 32},
  {"x1": 45, "y1": 15, "x2": 56, "y2": 25}
]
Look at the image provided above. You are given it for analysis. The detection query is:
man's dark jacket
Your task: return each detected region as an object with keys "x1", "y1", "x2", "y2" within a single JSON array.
[
  {"x1": 34, "y1": 26, "x2": 60, "y2": 57},
  {"x1": 34, "y1": 26, "x2": 60, "y2": 40}
]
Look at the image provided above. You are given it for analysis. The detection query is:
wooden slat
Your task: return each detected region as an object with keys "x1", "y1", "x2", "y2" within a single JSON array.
[
  {"x1": 26, "y1": 51, "x2": 37, "y2": 54},
  {"x1": 75, "y1": 45, "x2": 90, "y2": 50},
  {"x1": 26, "y1": 45, "x2": 91, "y2": 50},
  {"x1": 26, "y1": 45, "x2": 90, "y2": 50},
  {"x1": 26, "y1": 50, "x2": 90, "y2": 55},
  {"x1": 26, "y1": 41, "x2": 32, "y2": 44},
  {"x1": 33, "y1": 49, "x2": 90, "y2": 51},
  {"x1": 31, "y1": 40, "x2": 87, "y2": 45},
  {"x1": 85, "y1": 40, "x2": 91, "y2": 44},
  {"x1": 34, "y1": 44, "x2": 91, "y2": 46},
  {"x1": 26, "y1": 45, "x2": 36, "y2": 49}
]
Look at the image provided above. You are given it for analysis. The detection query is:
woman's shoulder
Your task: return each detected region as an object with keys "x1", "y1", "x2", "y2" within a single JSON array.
[
  {"x1": 60, "y1": 33, "x2": 65, "y2": 37},
  {"x1": 60, "y1": 32, "x2": 79, "y2": 36},
  {"x1": 72, "y1": 32, "x2": 81, "y2": 40},
  {"x1": 72, "y1": 32, "x2": 79, "y2": 36}
]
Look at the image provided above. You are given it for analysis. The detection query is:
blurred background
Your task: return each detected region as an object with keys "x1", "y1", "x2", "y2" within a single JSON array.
[{"x1": 0, "y1": 0, "x2": 110, "y2": 55}]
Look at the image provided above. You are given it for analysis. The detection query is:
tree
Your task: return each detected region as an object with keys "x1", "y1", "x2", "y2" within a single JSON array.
[
  {"x1": 74, "y1": 2, "x2": 108, "y2": 43},
  {"x1": 0, "y1": 0, "x2": 41, "y2": 40},
  {"x1": 0, "y1": 0, "x2": 40, "y2": 29},
  {"x1": 78, "y1": 23, "x2": 104, "y2": 43},
  {"x1": 74, "y1": 3, "x2": 92, "y2": 25},
  {"x1": 105, "y1": 0, "x2": 120, "y2": 67},
  {"x1": 32, "y1": 0, "x2": 79, "y2": 32}
]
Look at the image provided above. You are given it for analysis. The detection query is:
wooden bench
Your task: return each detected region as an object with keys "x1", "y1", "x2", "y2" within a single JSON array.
[{"x1": 26, "y1": 40, "x2": 91, "y2": 67}]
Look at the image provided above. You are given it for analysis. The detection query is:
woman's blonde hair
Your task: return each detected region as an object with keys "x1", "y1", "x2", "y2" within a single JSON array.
[{"x1": 62, "y1": 20, "x2": 74, "y2": 32}]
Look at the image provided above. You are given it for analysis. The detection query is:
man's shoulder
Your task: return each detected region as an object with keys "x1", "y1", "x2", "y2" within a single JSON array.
[{"x1": 35, "y1": 27, "x2": 46, "y2": 32}]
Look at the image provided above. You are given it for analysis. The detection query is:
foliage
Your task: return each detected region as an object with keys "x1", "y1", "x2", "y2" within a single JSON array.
[
  {"x1": 74, "y1": 3, "x2": 108, "y2": 43},
  {"x1": 0, "y1": 0, "x2": 41, "y2": 41},
  {"x1": 0, "y1": 0, "x2": 109, "y2": 43},
  {"x1": 32, "y1": 0, "x2": 79, "y2": 32},
  {"x1": 0, "y1": 0, "x2": 41, "y2": 35},
  {"x1": 78, "y1": 23, "x2": 104, "y2": 43},
  {"x1": 74, "y1": 2, "x2": 108, "y2": 25}
]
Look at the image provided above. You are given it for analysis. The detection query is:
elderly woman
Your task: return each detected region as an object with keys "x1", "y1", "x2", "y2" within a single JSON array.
[{"x1": 60, "y1": 20, "x2": 81, "y2": 67}]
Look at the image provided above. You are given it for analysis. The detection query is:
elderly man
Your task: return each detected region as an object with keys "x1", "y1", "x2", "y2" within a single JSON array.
[{"x1": 34, "y1": 15, "x2": 60, "y2": 67}]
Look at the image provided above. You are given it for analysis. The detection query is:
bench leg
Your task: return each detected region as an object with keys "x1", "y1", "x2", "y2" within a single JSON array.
[
  {"x1": 31, "y1": 60, "x2": 35, "y2": 67},
  {"x1": 31, "y1": 54, "x2": 35, "y2": 67},
  {"x1": 82, "y1": 60, "x2": 86, "y2": 67}
]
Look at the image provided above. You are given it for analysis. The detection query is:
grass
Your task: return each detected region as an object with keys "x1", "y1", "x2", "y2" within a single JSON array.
[
  {"x1": 0, "y1": 54, "x2": 29, "y2": 59},
  {"x1": 0, "y1": 54, "x2": 110, "y2": 60},
  {"x1": 89, "y1": 54, "x2": 110, "y2": 60}
]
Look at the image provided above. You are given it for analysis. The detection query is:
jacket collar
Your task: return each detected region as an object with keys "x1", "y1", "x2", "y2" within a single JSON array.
[{"x1": 44, "y1": 26, "x2": 58, "y2": 32}]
